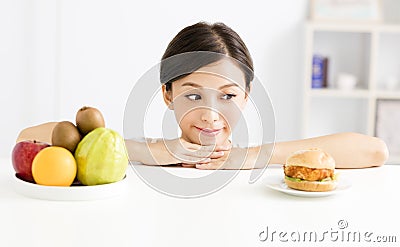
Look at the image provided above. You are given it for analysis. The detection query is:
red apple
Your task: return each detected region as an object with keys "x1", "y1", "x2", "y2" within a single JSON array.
[{"x1": 12, "y1": 140, "x2": 50, "y2": 182}]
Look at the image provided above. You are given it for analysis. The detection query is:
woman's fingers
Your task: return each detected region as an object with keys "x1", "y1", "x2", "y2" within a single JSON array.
[
  {"x1": 181, "y1": 163, "x2": 196, "y2": 168},
  {"x1": 191, "y1": 150, "x2": 224, "y2": 158},
  {"x1": 176, "y1": 155, "x2": 211, "y2": 164},
  {"x1": 188, "y1": 144, "x2": 218, "y2": 152},
  {"x1": 171, "y1": 138, "x2": 232, "y2": 163},
  {"x1": 182, "y1": 140, "x2": 230, "y2": 152},
  {"x1": 195, "y1": 162, "x2": 223, "y2": 170},
  {"x1": 195, "y1": 163, "x2": 211, "y2": 169},
  {"x1": 216, "y1": 144, "x2": 232, "y2": 151},
  {"x1": 195, "y1": 144, "x2": 231, "y2": 151},
  {"x1": 207, "y1": 151, "x2": 225, "y2": 158},
  {"x1": 195, "y1": 153, "x2": 230, "y2": 169},
  {"x1": 179, "y1": 148, "x2": 224, "y2": 159},
  {"x1": 179, "y1": 139, "x2": 212, "y2": 150}
]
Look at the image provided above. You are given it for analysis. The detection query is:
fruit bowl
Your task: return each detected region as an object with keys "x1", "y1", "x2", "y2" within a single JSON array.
[{"x1": 12, "y1": 174, "x2": 127, "y2": 201}]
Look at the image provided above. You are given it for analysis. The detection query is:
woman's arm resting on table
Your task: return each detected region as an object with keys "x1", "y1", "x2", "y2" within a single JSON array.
[
  {"x1": 197, "y1": 132, "x2": 388, "y2": 170},
  {"x1": 16, "y1": 123, "x2": 227, "y2": 166},
  {"x1": 125, "y1": 139, "x2": 177, "y2": 165},
  {"x1": 17, "y1": 123, "x2": 183, "y2": 165},
  {"x1": 269, "y1": 132, "x2": 389, "y2": 168}
]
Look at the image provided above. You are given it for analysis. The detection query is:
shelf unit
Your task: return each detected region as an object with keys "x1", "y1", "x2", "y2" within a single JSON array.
[{"x1": 302, "y1": 21, "x2": 400, "y2": 163}]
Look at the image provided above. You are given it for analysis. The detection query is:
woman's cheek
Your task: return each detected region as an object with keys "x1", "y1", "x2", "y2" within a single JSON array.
[{"x1": 219, "y1": 105, "x2": 241, "y2": 130}]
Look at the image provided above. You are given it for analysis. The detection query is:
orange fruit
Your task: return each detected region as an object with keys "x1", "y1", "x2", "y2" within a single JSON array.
[{"x1": 32, "y1": 146, "x2": 77, "y2": 186}]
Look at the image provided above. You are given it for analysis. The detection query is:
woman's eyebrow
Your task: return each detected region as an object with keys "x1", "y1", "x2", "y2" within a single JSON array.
[
  {"x1": 181, "y1": 82, "x2": 201, "y2": 88},
  {"x1": 219, "y1": 83, "x2": 239, "y2": 90},
  {"x1": 181, "y1": 82, "x2": 239, "y2": 89}
]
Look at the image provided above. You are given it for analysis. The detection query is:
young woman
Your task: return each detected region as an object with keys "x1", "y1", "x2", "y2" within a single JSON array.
[{"x1": 17, "y1": 22, "x2": 389, "y2": 169}]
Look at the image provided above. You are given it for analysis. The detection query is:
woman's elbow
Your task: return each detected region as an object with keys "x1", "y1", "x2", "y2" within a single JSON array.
[{"x1": 371, "y1": 137, "x2": 389, "y2": 167}]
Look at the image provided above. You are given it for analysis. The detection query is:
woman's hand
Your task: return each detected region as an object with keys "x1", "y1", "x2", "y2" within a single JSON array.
[
  {"x1": 194, "y1": 147, "x2": 250, "y2": 170},
  {"x1": 164, "y1": 138, "x2": 231, "y2": 167},
  {"x1": 194, "y1": 145, "x2": 273, "y2": 170}
]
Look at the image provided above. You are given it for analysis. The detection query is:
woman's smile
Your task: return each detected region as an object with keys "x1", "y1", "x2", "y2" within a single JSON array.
[{"x1": 194, "y1": 126, "x2": 224, "y2": 136}]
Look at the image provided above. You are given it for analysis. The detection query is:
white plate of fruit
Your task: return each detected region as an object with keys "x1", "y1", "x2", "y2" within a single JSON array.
[{"x1": 11, "y1": 106, "x2": 129, "y2": 201}]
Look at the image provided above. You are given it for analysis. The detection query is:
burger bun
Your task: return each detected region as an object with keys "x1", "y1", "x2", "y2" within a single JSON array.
[
  {"x1": 284, "y1": 177, "x2": 337, "y2": 192},
  {"x1": 285, "y1": 149, "x2": 335, "y2": 170}
]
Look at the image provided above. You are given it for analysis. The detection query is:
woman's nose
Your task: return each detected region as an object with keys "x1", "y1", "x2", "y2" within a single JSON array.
[{"x1": 201, "y1": 108, "x2": 220, "y2": 123}]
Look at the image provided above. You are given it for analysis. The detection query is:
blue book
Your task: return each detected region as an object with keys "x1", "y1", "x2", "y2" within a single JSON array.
[{"x1": 312, "y1": 55, "x2": 327, "y2": 88}]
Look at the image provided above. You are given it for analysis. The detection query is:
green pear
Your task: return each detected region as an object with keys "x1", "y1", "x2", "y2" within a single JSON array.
[{"x1": 75, "y1": 127, "x2": 128, "y2": 185}]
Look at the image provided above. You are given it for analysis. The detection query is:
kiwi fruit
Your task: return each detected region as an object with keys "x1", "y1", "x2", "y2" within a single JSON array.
[
  {"x1": 76, "y1": 106, "x2": 105, "y2": 135},
  {"x1": 52, "y1": 121, "x2": 82, "y2": 153}
]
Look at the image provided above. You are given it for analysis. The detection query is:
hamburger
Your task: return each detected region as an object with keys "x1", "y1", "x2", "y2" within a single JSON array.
[{"x1": 283, "y1": 149, "x2": 337, "y2": 192}]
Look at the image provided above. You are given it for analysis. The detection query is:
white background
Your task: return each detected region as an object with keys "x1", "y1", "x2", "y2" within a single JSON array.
[
  {"x1": 1, "y1": 0, "x2": 400, "y2": 158},
  {"x1": 1, "y1": 2, "x2": 400, "y2": 247},
  {"x1": 0, "y1": 0, "x2": 308, "y2": 157}
]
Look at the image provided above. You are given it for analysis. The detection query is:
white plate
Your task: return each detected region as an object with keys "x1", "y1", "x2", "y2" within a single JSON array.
[
  {"x1": 263, "y1": 175, "x2": 351, "y2": 198},
  {"x1": 12, "y1": 174, "x2": 127, "y2": 201}
]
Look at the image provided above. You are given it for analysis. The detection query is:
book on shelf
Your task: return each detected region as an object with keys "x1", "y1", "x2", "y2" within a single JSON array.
[{"x1": 312, "y1": 54, "x2": 328, "y2": 89}]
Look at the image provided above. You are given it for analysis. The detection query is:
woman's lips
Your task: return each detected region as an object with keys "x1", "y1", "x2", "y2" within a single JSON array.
[{"x1": 195, "y1": 126, "x2": 223, "y2": 136}]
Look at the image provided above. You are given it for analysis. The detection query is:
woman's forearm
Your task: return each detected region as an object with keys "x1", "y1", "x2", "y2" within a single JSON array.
[
  {"x1": 124, "y1": 139, "x2": 177, "y2": 165},
  {"x1": 267, "y1": 132, "x2": 388, "y2": 168},
  {"x1": 16, "y1": 122, "x2": 58, "y2": 143}
]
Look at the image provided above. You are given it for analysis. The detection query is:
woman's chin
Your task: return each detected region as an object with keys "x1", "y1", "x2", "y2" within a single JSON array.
[{"x1": 182, "y1": 132, "x2": 230, "y2": 146}]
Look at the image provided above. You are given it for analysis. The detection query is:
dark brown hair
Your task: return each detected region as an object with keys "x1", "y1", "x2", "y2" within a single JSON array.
[{"x1": 160, "y1": 22, "x2": 254, "y2": 91}]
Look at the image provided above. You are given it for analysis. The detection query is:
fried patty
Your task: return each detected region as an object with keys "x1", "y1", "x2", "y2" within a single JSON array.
[{"x1": 284, "y1": 165, "x2": 333, "y2": 181}]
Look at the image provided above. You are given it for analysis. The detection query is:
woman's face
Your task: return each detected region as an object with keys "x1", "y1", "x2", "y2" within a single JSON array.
[{"x1": 162, "y1": 59, "x2": 249, "y2": 146}]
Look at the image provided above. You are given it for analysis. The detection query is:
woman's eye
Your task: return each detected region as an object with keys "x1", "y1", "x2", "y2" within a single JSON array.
[
  {"x1": 221, "y1": 94, "x2": 237, "y2": 100},
  {"x1": 185, "y1": 94, "x2": 201, "y2": 101}
]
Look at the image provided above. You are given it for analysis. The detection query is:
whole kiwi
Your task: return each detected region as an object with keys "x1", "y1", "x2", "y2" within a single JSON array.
[
  {"x1": 76, "y1": 106, "x2": 105, "y2": 135},
  {"x1": 52, "y1": 121, "x2": 82, "y2": 153}
]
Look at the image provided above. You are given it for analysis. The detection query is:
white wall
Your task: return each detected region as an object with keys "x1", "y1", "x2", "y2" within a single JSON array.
[{"x1": 0, "y1": 0, "x2": 308, "y2": 158}]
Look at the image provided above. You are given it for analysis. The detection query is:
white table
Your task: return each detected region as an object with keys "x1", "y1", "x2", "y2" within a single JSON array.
[{"x1": 1, "y1": 157, "x2": 399, "y2": 247}]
